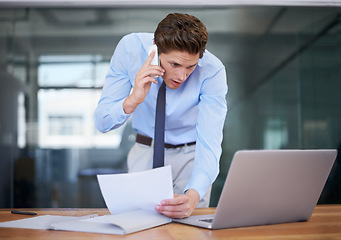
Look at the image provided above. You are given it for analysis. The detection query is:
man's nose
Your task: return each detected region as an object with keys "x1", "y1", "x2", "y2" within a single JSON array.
[{"x1": 178, "y1": 68, "x2": 187, "y2": 81}]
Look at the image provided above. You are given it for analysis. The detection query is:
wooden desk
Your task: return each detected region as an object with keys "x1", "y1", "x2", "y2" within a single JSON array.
[{"x1": 1, "y1": 205, "x2": 341, "y2": 239}]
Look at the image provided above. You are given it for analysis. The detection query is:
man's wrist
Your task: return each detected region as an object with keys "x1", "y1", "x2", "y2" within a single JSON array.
[
  {"x1": 185, "y1": 189, "x2": 200, "y2": 207},
  {"x1": 123, "y1": 94, "x2": 139, "y2": 114}
]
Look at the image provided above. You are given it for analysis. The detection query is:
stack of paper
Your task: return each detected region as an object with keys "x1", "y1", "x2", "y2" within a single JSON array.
[{"x1": 0, "y1": 166, "x2": 174, "y2": 235}]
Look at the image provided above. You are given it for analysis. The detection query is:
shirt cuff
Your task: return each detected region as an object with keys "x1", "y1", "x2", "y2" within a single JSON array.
[
  {"x1": 184, "y1": 170, "x2": 212, "y2": 200},
  {"x1": 112, "y1": 98, "x2": 132, "y2": 125}
]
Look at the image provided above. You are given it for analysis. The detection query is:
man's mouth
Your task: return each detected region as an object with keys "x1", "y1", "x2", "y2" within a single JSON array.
[{"x1": 172, "y1": 80, "x2": 182, "y2": 86}]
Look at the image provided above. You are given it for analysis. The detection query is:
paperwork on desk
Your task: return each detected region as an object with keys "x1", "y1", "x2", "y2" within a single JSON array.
[
  {"x1": 0, "y1": 214, "x2": 98, "y2": 230},
  {"x1": 97, "y1": 165, "x2": 173, "y2": 215},
  {"x1": 0, "y1": 166, "x2": 174, "y2": 235}
]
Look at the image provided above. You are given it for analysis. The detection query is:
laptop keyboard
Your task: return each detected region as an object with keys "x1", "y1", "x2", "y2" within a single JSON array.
[{"x1": 199, "y1": 218, "x2": 213, "y2": 223}]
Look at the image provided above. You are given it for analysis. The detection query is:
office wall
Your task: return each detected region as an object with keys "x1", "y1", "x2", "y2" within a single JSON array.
[{"x1": 0, "y1": 6, "x2": 340, "y2": 208}]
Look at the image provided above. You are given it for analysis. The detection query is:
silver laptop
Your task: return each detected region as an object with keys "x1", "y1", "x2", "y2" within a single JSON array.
[{"x1": 173, "y1": 149, "x2": 337, "y2": 229}]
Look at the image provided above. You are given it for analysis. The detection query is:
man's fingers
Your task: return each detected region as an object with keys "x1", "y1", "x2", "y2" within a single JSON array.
[
  {"x1": 157, "y1": 210, "x2": 186, "y2": 219},
  {"x1": 155, "y1": 191, "x2": 199, "y2": 219},
  {"x1": 155, "y1": 205, "x2": 191, "y2": 219},
  {"x1": 146, "y1": 76, "x2": 158, "y2": 85},
  {"x1": 142, "y1": 50, "x2": 156, "y2": 67},
  {"x1": 137, "y1": 65, "x2": 164, "y2": 80},
  {"x1": 155, "y1": 194, "x2": 190, "y2": 213},
  {"x1": 136, "y1": 68, "x2": 163, "y2": 85},
  {"x1": 139, "y1": 50, "x2": 164, "y2": 80},
  {"x1": 137, "y1": 74, "x2": 158, "y2": 85},
  {"x1": 161, "y1": 194, "x2": 186, "y2": 205},
  {"x1": 147, "y1": 66, "x2": 165, "y2": 79},
  {"x1": 156, "y1": 203, "x2": 185, "y2": 212}
]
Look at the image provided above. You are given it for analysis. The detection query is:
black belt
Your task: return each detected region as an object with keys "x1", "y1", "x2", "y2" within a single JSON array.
[{"x1": 136, "y1": 134, "x2": 196, "y2": 149}]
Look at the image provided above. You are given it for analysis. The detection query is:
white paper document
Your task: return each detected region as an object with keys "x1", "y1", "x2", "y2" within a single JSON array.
[
  {"x1": 97, "y1": 165, "x2": 174, "y2": 214},
  {"x1": 51, "y1": 209, "x2": 171, "y2": 235},
  {"x1": 0, "y1": 215, "x2": 98, "y2": 230},
  {"x1": 0, "y1": 166, "x2": 174, "y2": 235}
]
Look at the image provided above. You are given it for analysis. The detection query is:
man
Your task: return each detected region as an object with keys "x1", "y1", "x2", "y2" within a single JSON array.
[{"x1": 94, "y1": 13, "x2": 227, "y2": 219}]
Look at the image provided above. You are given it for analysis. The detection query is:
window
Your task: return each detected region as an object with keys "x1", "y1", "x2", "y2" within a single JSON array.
[{"x1": 37, "y1": 55, "x2": 124, "y2": 148}]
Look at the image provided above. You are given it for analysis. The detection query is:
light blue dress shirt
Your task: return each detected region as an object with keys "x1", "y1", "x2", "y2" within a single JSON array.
[{"x1": 94, "y1": 33, "x2": 228, "y2": 199}]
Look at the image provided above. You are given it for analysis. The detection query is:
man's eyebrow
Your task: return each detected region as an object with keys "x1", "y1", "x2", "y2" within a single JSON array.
[
  {"x1": 169, "y1": 60, "x2": 198, "y2": 68},
  {"x1": 189, "y1": 63, "x2": 198, "y2": 68},
  {"x1": 170, "y1": 61, "x2": 198, "y2": 67}
]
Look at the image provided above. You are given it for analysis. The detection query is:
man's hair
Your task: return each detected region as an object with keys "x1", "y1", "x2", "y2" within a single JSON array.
[{"x1": 154, "y1": 13, "x2": 207, "y2": 58}]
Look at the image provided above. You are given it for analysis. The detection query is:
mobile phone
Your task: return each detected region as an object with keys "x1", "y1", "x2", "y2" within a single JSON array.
[{"x1": 148, "y1": 44, "x2": 160, "y2": 66}]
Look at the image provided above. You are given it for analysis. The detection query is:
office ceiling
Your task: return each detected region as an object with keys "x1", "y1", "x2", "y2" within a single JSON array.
[
  {"x1": 1, "y1": 7, "x2": 340, "y2": 105},
  {"x1": 2, "y1": 7, "x2": 339, "y2": 36}
]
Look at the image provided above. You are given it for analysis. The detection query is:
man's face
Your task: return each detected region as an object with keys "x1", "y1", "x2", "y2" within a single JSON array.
[{"x1": 159, "y1": 50, "x2": 199, "y2": 90}]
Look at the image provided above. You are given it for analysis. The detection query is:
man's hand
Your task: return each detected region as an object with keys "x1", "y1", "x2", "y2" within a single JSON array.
[
  {"x1": 123, "y1": 51, "x2": 165, "y2": 114},
  {"x1": 155, "y1": 189, "x2": 200, "y2": 219}
]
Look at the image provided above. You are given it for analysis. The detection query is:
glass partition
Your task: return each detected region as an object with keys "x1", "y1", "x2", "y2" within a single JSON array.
[{"x1": 0, "y1": 6, "x2": 340, "y2": 208}]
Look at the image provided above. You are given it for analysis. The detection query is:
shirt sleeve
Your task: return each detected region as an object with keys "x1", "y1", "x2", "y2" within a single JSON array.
[
  {"x1": 185, "y1": 66, "x2": 228, "y2": 200},
  {"x1": 94, "y1": 36, "x2": 133, "y2": 133}
]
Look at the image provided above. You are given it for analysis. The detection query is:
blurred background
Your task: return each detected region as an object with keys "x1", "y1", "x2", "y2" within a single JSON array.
[{"x1": 0, "y1": 1, "x2": 340, "y2": 208}]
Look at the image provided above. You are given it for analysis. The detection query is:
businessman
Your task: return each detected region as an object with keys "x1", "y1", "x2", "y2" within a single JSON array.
[{"x1": 95, "y1": 13, "x2": 228, "y2": 218}]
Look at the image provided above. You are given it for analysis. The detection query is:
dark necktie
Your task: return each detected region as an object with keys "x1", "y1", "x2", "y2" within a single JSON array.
[{"x1": 153, "y1": 81, "x2": 166, "y2": 168}]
